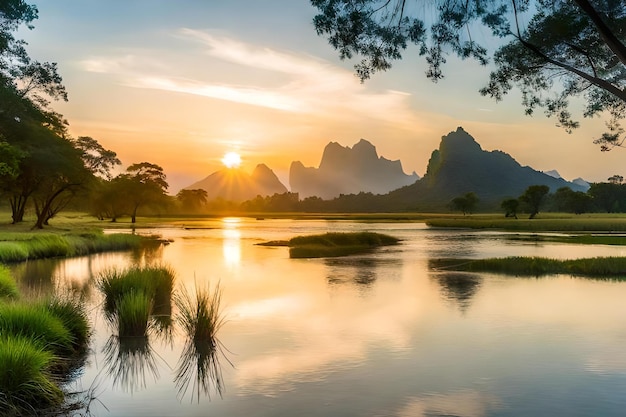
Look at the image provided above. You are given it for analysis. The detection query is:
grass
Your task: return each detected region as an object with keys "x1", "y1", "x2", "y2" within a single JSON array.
[
  {"x1": 44, "y1": 296, "x2": 91, "y2": 353},
  {"x1": 0, "y1": 336, "x2": 64, "y2": 413},
  {"x1": 285, "y1": 232, "x2": 400, "y2": 258},
  {"x1": 98, "y1": 266, "x2": 175, "y2": 337},
  {"x1": 0, "y1": 265, "x2": 19, "y2": 299},
  {"x1": 0, "y1": 231, "x2": 143, "y2": 263},
  {"x1": 0, "y1": 303, "x2": 74, "y2": 356},
  {"x1": 175, "y1": 283, "x2": 225, "y2": 343},
  {"x1": 115, "y1": 290, "x2": 154, "y2": 338},
  {"x1": 430, "y1": 256, "x2": 626, "y2": 278},
  {"x1": 98, "y1": 265, "x2": 175, "y2": 317}
]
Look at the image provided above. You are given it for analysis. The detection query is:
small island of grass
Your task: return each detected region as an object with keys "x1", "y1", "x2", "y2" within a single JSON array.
[
  {"x1": 430, "y1": 256, "x2": 626, "y2": 279},
  {"x1": 259, "y1": 232, "x2": 400, "y2": 258}
]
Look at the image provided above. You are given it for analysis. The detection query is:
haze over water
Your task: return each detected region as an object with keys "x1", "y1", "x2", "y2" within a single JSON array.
[{"x1": 11, "y1": 219, "x2": 626, "y2": 416}]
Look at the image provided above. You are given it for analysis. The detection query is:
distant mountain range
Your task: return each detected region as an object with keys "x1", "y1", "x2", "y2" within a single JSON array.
[
  {"x1": 184, "y1": 127, "x2": 592, "y2": 209},
  {"x1": 385, "y1": 127, "x2": 588, "y2": 210},
  {"x1": 184, "y1": 164, "x2": 287, "y2": 202},
  {"x1": 289, "y1": 139, "x2": 419, "y2": 199}
]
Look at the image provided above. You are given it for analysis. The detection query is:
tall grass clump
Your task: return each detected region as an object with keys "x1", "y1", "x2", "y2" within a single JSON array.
[
  {"x1": 176, "y1": 284, "x2": 225, "y2": 343},
  {"x1": 98, "y1": 266, "x2": 175, "y2": 338},
  {"x1": 0, "y1": 303, "x2": 74, "y2": 356},
  {"x1": 44, "y1": 296, "x2": 91, "y2": 353},
  {"x1": 0, "y1": 336, "x2": 64, "y2": 412},
  {"x1": 115, "y1": 290, "x2": 154, "y2": 338},
  {"x1": 0, "y1": 265, "x2": 19, "y2": 299},
  {"x1": 98, "y1": 265, "x2": 175, "y2": 317}
]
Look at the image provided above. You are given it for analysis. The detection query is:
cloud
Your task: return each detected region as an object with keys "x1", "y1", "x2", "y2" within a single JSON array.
[{"x1": 79, "y1": 30, "x2": 419, "y2": 127}]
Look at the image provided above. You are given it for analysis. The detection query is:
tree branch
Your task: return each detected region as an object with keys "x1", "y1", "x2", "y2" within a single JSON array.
[{"x1": 572, "y1": 0, "x2": 626, "y2": 67}]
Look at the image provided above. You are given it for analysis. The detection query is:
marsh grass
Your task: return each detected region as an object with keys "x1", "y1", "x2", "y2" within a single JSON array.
[
  {"x1": 430, "y1": 256, "x2": 626, "y2": 278},
  {"x1": 0, "y1": 265, "x2": 19, "y2": 299},
  {"x1": 174, "y1": 283, "x2": 230, "y2": 401},
  {"x1": 175, "y1": 283, "x2": 225, "y2": 342},
  {"x1": 0, "y1": 336, "x2": 64, "y2": 413},
  {"x1": 287, "y1": 232, "x2": 400, "y2": 258},
  {"x1": 44, "y1": 296, "x2": 91, "y2": 353},
  {"x1": 0, "y1": 231, "x2": 143, "y2": 263},
  {"x1": 98, "y1": 266, "x2": 175, "y2": 338},
  {"x1": 0, "y1": 303, "x2": 74, "y2": 356},
  {"x1": 98, "y1": 265, "x2": 175, "y2": 317}
]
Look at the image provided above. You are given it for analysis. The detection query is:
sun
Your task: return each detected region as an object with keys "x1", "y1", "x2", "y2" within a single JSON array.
[{"x1": 221, "y1": 151, "x2": 242, "y2": 168}]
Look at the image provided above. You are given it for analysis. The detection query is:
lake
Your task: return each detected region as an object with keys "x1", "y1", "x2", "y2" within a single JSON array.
[{"x1": 11, "y1": 218, "x2": 626, "y2": 416}]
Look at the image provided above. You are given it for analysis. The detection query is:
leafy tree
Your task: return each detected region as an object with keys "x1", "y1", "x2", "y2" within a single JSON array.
[
  {"x1": 74, "y1": 136, "x2": 121, "y2": 179},
  {"x1": 552, "y1": 186, "x2": 593, "y2": 214},
  {"x1": 119, "y1": 162, "x2": 169, "y2": 223},
  {"x1": 587, "y1": 181, "x2": 625, "y2": 212},
  {"x1": 450, "y1": 192, "x2": 479, "y2": 215},
  {"x1": 608, "y1": 174, "x2": 624, "y2": 184},
  {"x1": 519, "y1": 184, "x2": 550, "y2": 218},
  {"x1": 501, "y1": 198, "x2": 519, "y2": 218},
  {"x1": 176, "y1": 189, "x2": 208, "y2": 212},
  {"x1": 311, "y1": 0, "x2": 626, "y2": 148}
]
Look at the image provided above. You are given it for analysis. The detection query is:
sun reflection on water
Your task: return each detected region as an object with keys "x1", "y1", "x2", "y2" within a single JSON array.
[{"x1": 222, "y1": 218, "x2": 242, "y2": 266}]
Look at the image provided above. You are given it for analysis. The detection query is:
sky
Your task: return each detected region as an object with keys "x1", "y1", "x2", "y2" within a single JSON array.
[{"x1": 19, "y1": 0, "x2": 625, "y2": 193}]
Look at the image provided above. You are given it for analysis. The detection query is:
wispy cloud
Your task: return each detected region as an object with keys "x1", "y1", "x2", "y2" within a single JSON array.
[{"x1": 79, "y1": 30, "x2": 418, "y2": 126}]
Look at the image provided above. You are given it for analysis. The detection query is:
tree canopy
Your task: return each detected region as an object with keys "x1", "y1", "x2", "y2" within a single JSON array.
[{"x1": 311, "y1": 0, "x2": 626, "y2": 149}]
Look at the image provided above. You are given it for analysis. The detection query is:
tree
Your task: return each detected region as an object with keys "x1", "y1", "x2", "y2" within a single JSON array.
[
  {"x1": 120, "y1": 162, "x2": 169, "y2": 223},
  {"x1": 450, "y1": 192, "x2": 479, "y2": 215},
  {"x1": 176, "y1": 189, "x2": 208, "y2": 212},
  {"x1": 608, "y1": 174, "x2": 624, "y2": 184},
  {"x1": 311, "y1": 1, "x2": 626, "y2": 149},
  {"x1": 519, "y1": 185, "x2": 550, "y2": 218},
  {"x1": 501, "y1": 198, "x2": 519, "y2": 218}
]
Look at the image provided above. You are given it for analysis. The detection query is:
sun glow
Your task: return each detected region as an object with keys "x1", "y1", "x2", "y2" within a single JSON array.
[{"x1": 222, "y1": 151, "x2": 242, "y2": 168}]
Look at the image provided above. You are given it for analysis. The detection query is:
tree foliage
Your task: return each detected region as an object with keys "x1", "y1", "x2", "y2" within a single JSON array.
[
  {"x1": 519, "y1": 184, "x2": 550, "y2": 218},
  {"x1": 311, "y1": 0, "x2": 626, "y2": 148},
  {"x1": 450, "y1": 192, "x2": 479, "y2": 215}
]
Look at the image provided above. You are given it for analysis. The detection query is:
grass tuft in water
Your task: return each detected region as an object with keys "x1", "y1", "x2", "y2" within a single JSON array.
[
  {"x1": 175, "y1": 283, "x2": 224, "y2": 343},
  {"x1": 115, "y1": 290, "x2": 154, "y2": 338},
  {"x1": 0, "y1": 336, "x2": 64, "y2": 412},
  {"x1": 98, "y1": 265, "x2": 175, "y2": 318}
]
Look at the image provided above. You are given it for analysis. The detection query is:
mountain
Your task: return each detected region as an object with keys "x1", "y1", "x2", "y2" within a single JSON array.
[
  {"x1": 386, "y1": 127, "x2": 587, "y2": 210},
  {"x1": 290, "y1": 139, "x2": 419, "y2": 199},
  {"x1": 544, "y1": 170, "x2": 562, "y2": 179},
  {"x1": 185, "y1": 164, "x2": 287, "y2": 202}
]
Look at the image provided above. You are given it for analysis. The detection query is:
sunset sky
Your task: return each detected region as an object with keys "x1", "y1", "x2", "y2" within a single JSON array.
[{"x1": 20, "y1": 0, "x2": 624, "y2": 192}]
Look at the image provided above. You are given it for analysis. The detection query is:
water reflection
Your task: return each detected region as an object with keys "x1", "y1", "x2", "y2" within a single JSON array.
[
  {"x1": 396, "y1": 390, "x2": 501, "y2": 417},
  {"x1": 222, "y1": 218, "x2": 242, "y2": 266},
  {"x1": 431, "y1": 272, "x2": 483, "y2": 313},
  {"x1": 102, "y1": 336, "x2": 160, "y2": 393},
  {"x1": 174, "y1": 339, "x2": 230, "y2": 402},
  {"x1": 324, "y1": 257, "x2": 401, "y2": 288}
]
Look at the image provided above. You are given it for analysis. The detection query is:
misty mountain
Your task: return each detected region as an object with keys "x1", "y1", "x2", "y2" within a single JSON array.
[
  {"x1": 386, "y1": 127, "x2": 588, "y2": 210},
  {"x1": 290, "y1": 139, "x2": 419, "y2": 199},
  {"x1": 185, "y1": 164, "x2": 287, "y2": 202}
]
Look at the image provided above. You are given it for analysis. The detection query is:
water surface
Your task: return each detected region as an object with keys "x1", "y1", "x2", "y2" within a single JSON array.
[{"x1": 12, "y1": 219, "x2": 626, "y2": 416}]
